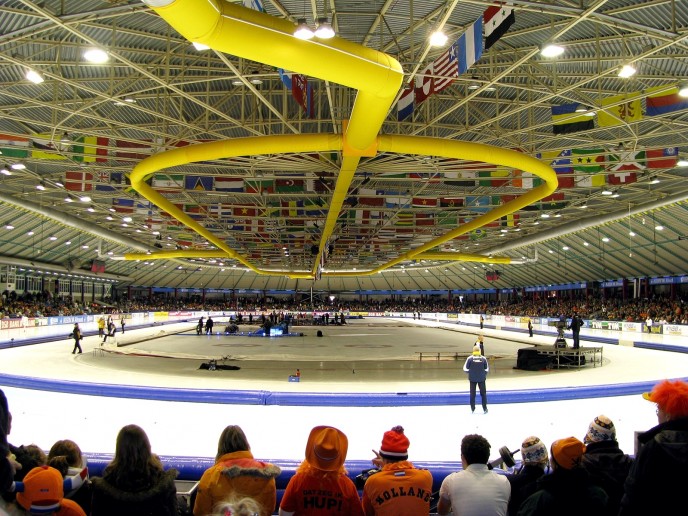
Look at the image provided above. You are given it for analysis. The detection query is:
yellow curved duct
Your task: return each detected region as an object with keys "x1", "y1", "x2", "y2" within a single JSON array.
[
  {"x1": 129, "y1": 134, "x2": 341, "y2": 277},
  {"x1": 135, "y1": 1, "x2": 557, "y2": 279},
  {"x1": 413, "y1": 253, "x2": 515, "y2": 264},
  {"x1": 322, "y1": 137, "x2": 557, "y2": 277},
  {"x1": 143, "y1": 0, "x2": 403, "y2": 152}
]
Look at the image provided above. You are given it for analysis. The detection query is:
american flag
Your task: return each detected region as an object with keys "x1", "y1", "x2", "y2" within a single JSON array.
[{"x1": 432, "y1": 42, "x2": 458, "y2": 94}]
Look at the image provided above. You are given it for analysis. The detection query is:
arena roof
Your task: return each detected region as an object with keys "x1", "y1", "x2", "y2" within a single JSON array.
[{"x1": 0, "y1": 0, "x2": 687, "y2": 291}]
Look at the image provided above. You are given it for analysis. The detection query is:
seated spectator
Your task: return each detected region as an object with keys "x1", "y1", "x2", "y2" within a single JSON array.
[
  {"x1": 1, "y1": 390, "x2": 21, "y2": 495},
  {"x1": 437, "y1": 434, "x2": 510, "y2": 516},
  {"x1": 194, "y1": 425, "x2": 280, "y2": 516},
  {"x1": 361, "y1": 425, "x2": 432, "y2": 515},
  {"x1": 91, "y1": 424, "x2": 178, "y2": 516},
  {"x1": 210, "y1": 496, "x2": 262, "y2": 516},
  {"x1": 580, "y1": 415, "x2": 633, "y2": 515},
  {"x1": 517, "y1": 437, "x2": 607, "y2": 516},
  {"x1": 11, "y1": 465, "x2": 86, "y2": 515},
  {"x1": 47, "y1": 439, "x2": 91, "y2": 514},
  {"x1": 506, "y1": 436, "x2": 549, "y2": 515},
  {"x1": 619, "y1": 379, "x2": 688, "y2": 515},
  {"x1": 279, "y1": 425, "x2": 363, "y2": 516},
  {"x1": 2, "y1": 443, "x2": 47, "y2": 506}
]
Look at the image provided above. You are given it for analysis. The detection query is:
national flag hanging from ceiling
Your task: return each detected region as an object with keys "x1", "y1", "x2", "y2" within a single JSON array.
[
  {"x1": 478, "y1": 166, "x2": 510, "y2": 187},
  {"x1": 359, "y1": 196, "x2": 385, "y2": 207},
  {"x1": 537, "y1": 149, "x2": 575, "y2": 188},
  {"x1": 415, "y1": 213, "x2": 435, "y2": 226},
  {"x1": 607, "y1": 149, "x2": 645, "y2": 186},
  {"x1": 414, "y1": 62, "x2": 434, "y2": 106},
  {"x1": 484, "y1": 3, "x2": 516, "y2": 50},
  {"x1": 540, "y1": 192, "x2": 566, "y2": 210},
  {"x1": 412, "y1": 197, "x2": 438, "y2": 208},
  {"x1": 572, "y1": 148, "x2": 605, "y2": 187},
  {"x1": 512, "y1": 170, "x2": 543, "y2": 189},
  {"x1": 64, "y1": 171, "x2": 93, "y2": 191},
  {"x1": 291, "y1": 74, "x2": 315, "y2": 119},
  {"x1": 397, "y1": 85, "x2": 415, "y2": 121},
  {"x1": 214, "y1": 177, "x2": 244, "y2": 192},
  {"x1": 152, "y1": 174, "x2": 184, "y2": 191},
  {"x1": 32, "y1": 133, "x2": 68, "y2": 160},
  {"x1": 185, "y1": 175, "x2": 214, "y2": 191},
  {"x1": 0, "y1": 134, "x2": 30, "y2": 158},
  {"x1": 233, "y1": 204, "x2": 257, "y2": 217},
  {"x1": 244, "y1": 178, "x2": 274, "y2": 194},
  {"x1": 115, "y1": 139, "x2": 157, "y2": 160},
  {"x1": 72, "y1": 136, "x2": 109, "y2": 163},
  {"x1": 455, "y1": 17, "x2": 483, "y2": 77},
  {"x1": 94, "y1": 171, "x2": 124, "y2": 192},
  {"x1": 646, "y1": 147, "x2": 679, "y2": 169},
  {"x1": 112, "y1": 198, "x2": 135, "y2": 213},
  {"x1": 645, "y1": 85, "x2": 688, "y2": 116},
  {"x1": 551, "y1": 103, "x2": 595, "y2": 134},
  {"x1": 281, "y1": 200, "x2": 304, "y2": 217},
  {"x1": 598, "y1": 93, "x2": 643, "y2": 127},
  {"x1": 466, "y1": 195, "x2": 495, "y2": 214},
  {"x1": 444, "y1": 171, "x2": 477, "y2": 187},
  {"x1": 439, "y1": 197, "x2": 464, "y2": 208},
  {"x1": 275, "y1": 178, "x2": 304, "y2": 193}
]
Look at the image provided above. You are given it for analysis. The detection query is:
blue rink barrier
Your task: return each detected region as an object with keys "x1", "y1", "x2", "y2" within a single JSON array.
[
  {"x1": 1, "y1": 373, "x2": 684, "y2": 407},
  {"x1": 83, "y1": 453, "x2": 466, "y2": 501}
]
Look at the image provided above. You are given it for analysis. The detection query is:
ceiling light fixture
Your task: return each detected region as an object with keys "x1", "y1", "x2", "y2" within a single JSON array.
[
  {"x1": 294, "y1": 18, "x2": 314, "y2": 40},
  {"x1": 677, "y1": 156, "x2": 688, "y2": 167},
  {"x1": 0, "y1": 169, "x2": 11, "y2": 176},
  {"x1": 618, "y1": 64, "x2": 637, "y2": 78},
  {"x1": 601, "y1": 189, "x2": 614, "y2": 195},
  {"x1": 467, "y1": 75, "x2": 480, "y2": 90},
  {"x1": 36, "y1": 182, "x2": 46, "y2": 191},
  {"x1": 678, "y1": 82, "x2": 688, "y2": 98},
  {"x1": 249, "y1": 72, "x2": 262, "y2": 85},
  {"x1": 192, "y1": 42, "x2": 210, "y2": 51},
  {"x1": 649, "y1": 176, "x2": 661, "y2": 184},
  {"x1": 60, "y1": 132, "x2": 70, "y2": 143},
  {"x1": 10, "y1": 163, "x2": 25, "y2": 170},
  {"x1": 429, "y1": 29, "x2": 448, "y2": 47},
  {"x1": 4, "y1": 222, "x2": 14, "y2": 230},
  {"x1": 79, "y1": 195, "x2": 91, "y2": 202},
  {"x1": 83, "y1": 48, "x2": 109, "y2": 64},
  {"x1": 540, "y1": 43, "x2": 564, "y2": 58},
  {"x1": 314, "y1": 17, "x2": 335, "y2": 39},
  {"x1": 25, "y1": 69, "x2": 44, "y2": 84}
]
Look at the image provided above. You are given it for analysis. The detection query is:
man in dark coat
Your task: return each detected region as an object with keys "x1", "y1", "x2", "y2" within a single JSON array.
[
  {"x1": 506, "y1": 436, "x2": 549, "y2": 515},
  {"x1": 568, "y1": 313, "x2": 583, "y2": 349},
  {"x1": 619, "y1": 380, "x2": 688, "y2": 515},
  {"x1": 580, "y1": 415, "x2": 633, "y2": 515},
  {"x1": 204, "y1": 316, "x2": 214, "y2": 334},
  {"x1": 517, "y1": 437, "x2": 607, "y2": 516},
  {"x1": 463, "y1": 345, "x2": 489, "y2": 414}
]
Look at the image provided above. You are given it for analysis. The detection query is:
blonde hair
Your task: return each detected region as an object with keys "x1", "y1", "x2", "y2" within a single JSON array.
[{"x1": 212, "y1": 496, "x2": 261, "y2": 516}]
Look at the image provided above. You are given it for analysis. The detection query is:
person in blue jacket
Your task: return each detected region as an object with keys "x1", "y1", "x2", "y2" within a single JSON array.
[{"x1": 463, "y1": 345, "x2": 489, "y2": 414}]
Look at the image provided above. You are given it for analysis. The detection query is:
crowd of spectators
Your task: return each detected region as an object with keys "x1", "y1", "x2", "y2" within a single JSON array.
[
  {"x1": 2, "y1": 289, "x2": 687, "y2": 325},
  {"x1": 2, "y1": 379, "x2": 688, "y2": 515}
]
